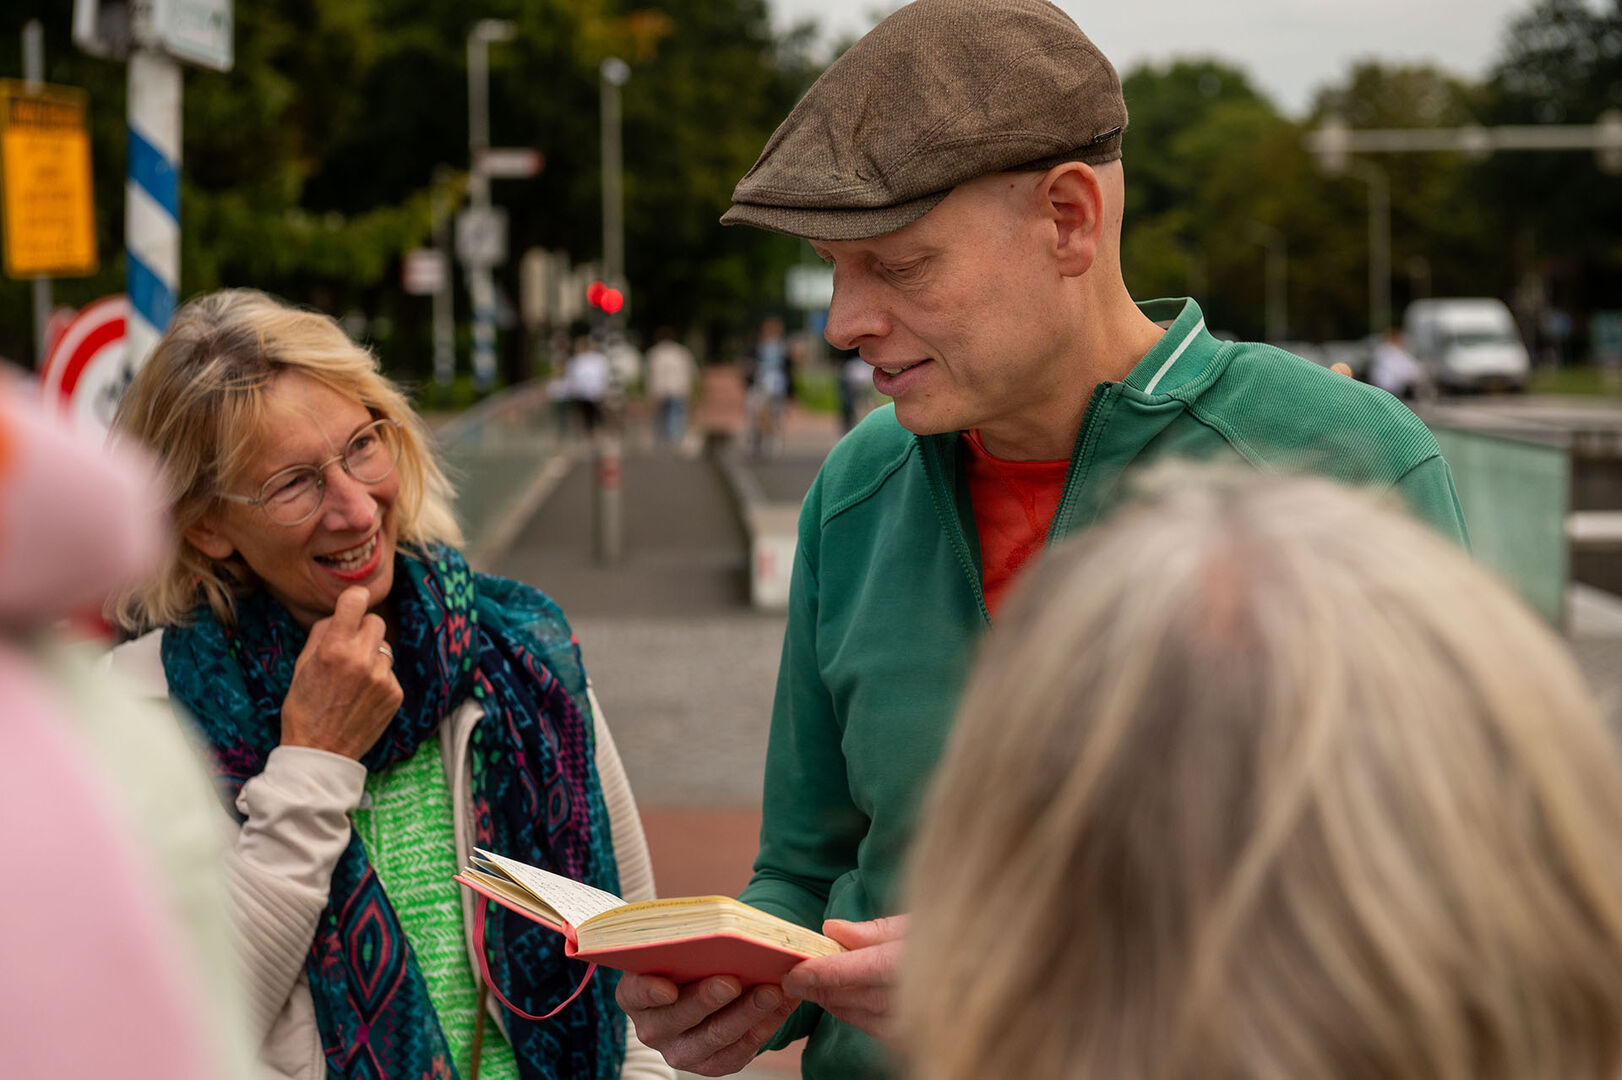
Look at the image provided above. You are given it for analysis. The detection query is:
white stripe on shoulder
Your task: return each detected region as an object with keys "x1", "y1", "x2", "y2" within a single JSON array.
[{"x1": 1143, "y1": 317, "x2": 1207, "y2": 395}]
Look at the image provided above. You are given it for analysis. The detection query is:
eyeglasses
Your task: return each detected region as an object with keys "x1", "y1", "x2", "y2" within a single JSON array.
[{"x1": 219, "y1": 418, "x2": 402, "y2": 526}]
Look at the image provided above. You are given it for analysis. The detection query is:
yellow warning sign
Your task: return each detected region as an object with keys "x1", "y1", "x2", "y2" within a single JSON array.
[{"x1": 1, "y1": 80, "x2": 97, "y2": 278}]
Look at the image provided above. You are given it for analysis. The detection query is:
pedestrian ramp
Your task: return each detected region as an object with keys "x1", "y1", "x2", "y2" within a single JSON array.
[
  {"x1": 432, "y1": 382, "x2": 571, "y2": 570},
  {"x1": 713, "y1": 448, "x2": 829, "y2": 611}
]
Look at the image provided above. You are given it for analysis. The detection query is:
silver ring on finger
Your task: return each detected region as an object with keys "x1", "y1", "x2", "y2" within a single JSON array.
[{"x1": 378, "y1": 643, "x2": 394, "y2": 663}]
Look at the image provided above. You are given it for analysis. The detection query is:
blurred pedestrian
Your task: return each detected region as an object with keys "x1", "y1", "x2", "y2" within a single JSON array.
[
  {"x1": 566, "y1": 334, "x2": 613, "y2": 436},
  {"x1": 1539, "y1": 306, "x2": 1573, "y2": 369},
  {"x1": 1590, "y1": 311, "x2": 1622, "y2": 390},
  {"x1": 645, "y1": 327, "x2": 697, "y2": 449},
  {"x1": 902, "y1": 468, "x2": 1622, "y2": 1080},
  {"x1": 1370, "y1": 327, "x2": 1424, "y2": 399},
  {"x1": 604, "y1": 331, "x2": 644, "y2": 400},
  {"x1": 0, "y1": 384, "x2": 257, "y2": 1080},
  {"x1": 838, "y1": 351, "x2": 871, "y2": 433},
  {"x1": 617, "y1": 1, "x2": 1469, "y2": 1075},
  {"x1": 106, "y1": 290, "x2": 671, "y2": 1080},
  {"x1": 747, "y1": 316, "x2": 789, "y2": 455},
  {"x1": 546, "y1": 329, "x2": 575, "y2": 439}
]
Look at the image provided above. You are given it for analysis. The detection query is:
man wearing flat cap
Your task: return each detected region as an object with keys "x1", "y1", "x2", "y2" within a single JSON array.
[{"x1": 619, "y1": 0, "x2": 1468, "y2": 1075}]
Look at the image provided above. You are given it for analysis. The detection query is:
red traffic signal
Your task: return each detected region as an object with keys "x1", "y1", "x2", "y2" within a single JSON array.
[{"x1": 586, "y1": 280, "x2": 625, "y2": 314}]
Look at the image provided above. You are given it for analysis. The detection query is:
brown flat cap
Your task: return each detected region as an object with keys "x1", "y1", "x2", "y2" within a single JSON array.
[{"x1": 722, "y1": 0, "x2": 1127, "y2": 241}]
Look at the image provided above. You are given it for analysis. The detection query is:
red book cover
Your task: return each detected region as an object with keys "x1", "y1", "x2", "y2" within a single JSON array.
[{"x1": 457, "y1": 873, "x2": 827, "y2": 984}]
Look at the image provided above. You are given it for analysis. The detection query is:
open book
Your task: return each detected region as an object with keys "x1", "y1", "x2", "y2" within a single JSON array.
[{"x1": 455, "y1": 848, "x2": 843, "y2": 984}]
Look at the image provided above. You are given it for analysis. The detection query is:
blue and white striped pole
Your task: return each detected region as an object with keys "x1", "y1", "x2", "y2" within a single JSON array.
[{"x1": 125, "y1": 48, "x2": 181, "y2": 372}]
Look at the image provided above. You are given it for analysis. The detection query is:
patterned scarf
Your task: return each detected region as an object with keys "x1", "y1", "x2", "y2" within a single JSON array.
[{"x1": 163, "y1": 545, "x2": 625, "y2": 1080}]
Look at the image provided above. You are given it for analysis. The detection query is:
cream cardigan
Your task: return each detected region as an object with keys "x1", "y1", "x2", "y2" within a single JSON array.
[{"x1": 110, "y1": 631, "x2": 672, "y2": 1080}]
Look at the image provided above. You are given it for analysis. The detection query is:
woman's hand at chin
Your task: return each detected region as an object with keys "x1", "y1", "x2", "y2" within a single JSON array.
[{"x1": 280, "y1": 586, "x2": 402, "y2": 760}]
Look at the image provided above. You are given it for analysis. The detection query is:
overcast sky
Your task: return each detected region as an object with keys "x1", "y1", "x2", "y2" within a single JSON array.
[{"x1": 767, "y1": 0, "x2": 1548, "y2": 117}]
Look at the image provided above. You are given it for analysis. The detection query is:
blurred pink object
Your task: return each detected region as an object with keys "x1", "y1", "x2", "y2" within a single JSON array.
[
  {"x1": 0, "y1": 385, "x2": 223, "y2": 1079},
  {"x1": 0, "y1": 648, "x2": 216, "y2": 1080},
  {"x1": 0, "y1": 387, "x2": 166, "y2": 624}
]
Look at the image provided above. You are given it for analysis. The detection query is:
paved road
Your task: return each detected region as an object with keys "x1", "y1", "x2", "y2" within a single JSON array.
[
  {"x1": 495, "y1": 449, "x2": 752, "y2": 617},
  {"x1": 490, "y1": 407, "x2": 840, "y2": 1080}
]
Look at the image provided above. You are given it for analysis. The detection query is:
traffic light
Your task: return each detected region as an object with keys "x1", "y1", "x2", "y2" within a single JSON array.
[{"x1": 586, "y1": 280, "x2": 625, "y2": 315}]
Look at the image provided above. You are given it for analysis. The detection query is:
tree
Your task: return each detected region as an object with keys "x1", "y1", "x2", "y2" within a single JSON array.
[
  {"x1": 1119, "y1": 60, "x2": 1305, "y2": 339},
  {"x1": 1306, "y1": 63, "x2": 1502, "y2": 333},
  {"x1": 0, "y1": 0, "x2": 822, "y2": 376},
  {"x1": 1479, "y1": 0, "x2": 1622, "y2": 335}
]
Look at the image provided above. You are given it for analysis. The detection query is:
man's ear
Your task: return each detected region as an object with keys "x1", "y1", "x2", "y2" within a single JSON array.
[
  {"x1": 1040, "y1": 163, "x2": 1103, "y2": 277},
  {"x1": 183, "y1": 514, "x2": 237, "y2": 561}
]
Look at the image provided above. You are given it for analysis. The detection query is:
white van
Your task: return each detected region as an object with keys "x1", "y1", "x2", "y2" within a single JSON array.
[{"x1": 1403, "y1": 298, "x2": 1531, "y2": 391}]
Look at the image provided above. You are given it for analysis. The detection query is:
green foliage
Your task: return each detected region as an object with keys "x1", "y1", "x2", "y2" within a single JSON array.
[
  {"x1": 416, "y1": 372, "x2": 490, "y2": 409},
  {"x1": 615, "y1": 0, "x2": 822, "y2": 336},
  {"x1": 1528, "y1": 365, "x2": 1622, "y2": 397},
  {"x1": 6, "y1": 0, "x2": 1622, "y2": 370},
  {"x1": 1477, "y1": 0, "x2": 1622, "y2": 320},
  {"x1": 1121, "y1": 59, "x2": 1272, "y2": 223},
  {"x1": 1121, "y1": 60, "x2": 1304, "y2": 338},
  {"x1": 1120, "y1": 54, "x2": 1523, "y2": 341},
  {"x1": 0, "y1": 0, "x2": 817, "y2": 368}
]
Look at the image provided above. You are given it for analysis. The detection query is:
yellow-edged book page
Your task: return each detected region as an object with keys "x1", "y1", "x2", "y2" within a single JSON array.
[
  {"x1": 473, "y1": 848, "x2": 626, "y2": 927},
  {"x1": 580, "y1": 895, "x2": 842, "y2": 958}
]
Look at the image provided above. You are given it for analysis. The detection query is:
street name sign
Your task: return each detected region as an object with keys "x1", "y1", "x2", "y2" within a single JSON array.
[
  {"x1": 402, "y1": 248, "x2": 447, "y2": 295},
  {"x1": 480, "y1": 147, "x2": 544, "y2": 179},
  {"x1": 152, "y1": 0, "x2": 234, "y2": 71},
  {"x1": 456, "y1": 206, "x2": 509, "y2": 266}
]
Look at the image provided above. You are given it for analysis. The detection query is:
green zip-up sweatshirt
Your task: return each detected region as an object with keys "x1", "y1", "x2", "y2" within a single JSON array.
[{"x1": 738, "y1": 298, "x2": 1468, "y2": 1079}]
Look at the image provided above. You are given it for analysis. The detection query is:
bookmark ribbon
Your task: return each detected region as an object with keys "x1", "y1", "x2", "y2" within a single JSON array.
[{"x1": 474, "y1": 899, "x2": 600, "y2": 1021}]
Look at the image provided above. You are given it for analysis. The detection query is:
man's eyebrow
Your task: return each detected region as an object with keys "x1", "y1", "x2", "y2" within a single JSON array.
[{"x1": 881, "y1": 246, "x2": 939, "y2": 263}]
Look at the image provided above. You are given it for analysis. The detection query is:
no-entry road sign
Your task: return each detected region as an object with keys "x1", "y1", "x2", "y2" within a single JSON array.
[{"x1": 40, "y1": 295, "x2": 129, "y2": 434}]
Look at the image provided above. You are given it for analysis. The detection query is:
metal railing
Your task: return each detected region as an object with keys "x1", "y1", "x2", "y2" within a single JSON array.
[
  {"x1": 432, "y1": 380, "x2": 567, "y2": 566},
  {"x1": 1427, "y1": 423, "x2": 1570, "y2": 626}
]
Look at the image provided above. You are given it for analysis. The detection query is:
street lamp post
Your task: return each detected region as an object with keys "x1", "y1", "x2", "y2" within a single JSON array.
[
  {"x1": 22, "y1": 20, "x2": 51, "y2": 366},
  {"x1": 431, "y1": 165, "x2": 456, "y2": 390},
  {"x1": 1306, "y1": 111, "x2": 1622, "y2": 338},
  {"x1": 599, "y1": 57, "x2": 630, "y2": 308},
  {"x1": 1406, "y1": 254, "x2": 1431, "y2": 304},
  {"x1": 1307, "y1": 112, "x2": 1622, "y2": 169},
  {"x1": 1345, "y1": 158, "x2": 1392, "y2": 338},
  {"x1": 1246, "y1": 221, "x2": 1288, "y2": 342},
  {"x1": 466, "y1": 19, "x2": 515, "y2": 392},
  {"x1": 1309, "y1": 117, "x2": 1390, "y2": 338},
  {"x1": 593, "y1": 57, "x2": 630, "y2": 568},
  {"x1": 1181, "y1": 243, "x2": 1207, "y2": 306}
]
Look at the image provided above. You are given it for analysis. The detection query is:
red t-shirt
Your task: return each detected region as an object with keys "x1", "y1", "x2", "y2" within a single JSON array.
[{"x1": 962, "y1": 430, "x2": 1069, "y2": 617}]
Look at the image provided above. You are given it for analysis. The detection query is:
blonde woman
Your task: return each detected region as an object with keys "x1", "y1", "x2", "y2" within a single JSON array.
[
  {"x1": 900, "y1": 470, "x2": 1622, "y2": 1080},
  {"x1": 107, "y1": 290, "x2": 671, "y2": 1080}
]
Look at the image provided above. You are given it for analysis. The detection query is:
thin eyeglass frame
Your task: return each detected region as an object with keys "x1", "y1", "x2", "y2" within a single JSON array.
[{"x1": 217, "y1": 418, "x2": 402, "y2": 526}]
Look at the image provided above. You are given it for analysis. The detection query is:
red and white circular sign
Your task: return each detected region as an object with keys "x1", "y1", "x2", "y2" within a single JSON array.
[{"x1": 39, "y1": 295, "x2": 130, "y2": 435}]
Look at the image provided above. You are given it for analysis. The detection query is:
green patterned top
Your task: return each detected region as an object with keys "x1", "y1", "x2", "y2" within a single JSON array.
[{"x1": 353, "y1": 738, "x2": 518, "y2": 1080}]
